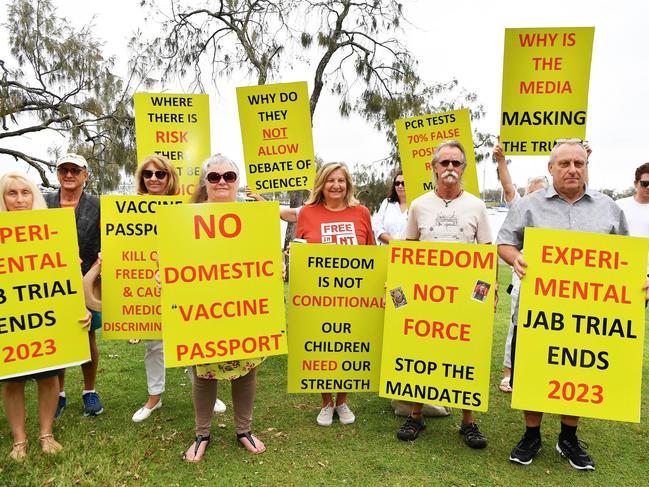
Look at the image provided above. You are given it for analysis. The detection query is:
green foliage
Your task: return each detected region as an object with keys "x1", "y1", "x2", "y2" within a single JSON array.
[{"x1": 0, "y1": 0, "x2": 136, "y2": 191}]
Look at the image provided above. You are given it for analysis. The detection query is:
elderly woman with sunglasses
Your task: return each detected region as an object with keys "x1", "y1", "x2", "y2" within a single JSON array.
[
  {"x1": 0, "y1": 172, "x2": 90, "y2": 462},
  {"x1": 372, "y1": 171, "x2": 408, "y2": 245},
  {"x1": 180, "y1": 154, "x2": 266, "y2": 462},
  {"x1": 295, "y1": 162, "x2": 374, "y2": 426}
]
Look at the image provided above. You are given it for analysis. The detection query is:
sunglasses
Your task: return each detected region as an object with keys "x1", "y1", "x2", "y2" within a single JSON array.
[
  {"x1": 394, "y1": 181, "x2": 405, "y2": 187},
  {"x1": 142, "y1": 169, "x2": 168, "y2": 179},
  {"x1": 206, "y1": 171, "x2": 237, "y2": 183},
  {"x1": 438, "y1": 160, "x2": 463, "y2": 168},
  {"x1": 57, "y1": 167, "x2": 84, "y2": 176},
  {"x1": 639, "y1": 181, "x2": 649, "y2": 188}
]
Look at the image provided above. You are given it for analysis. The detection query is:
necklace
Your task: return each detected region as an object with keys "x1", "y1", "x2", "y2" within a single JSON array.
[{"x1": 435, "y1": 188, "x2": 463, "y2": 207}]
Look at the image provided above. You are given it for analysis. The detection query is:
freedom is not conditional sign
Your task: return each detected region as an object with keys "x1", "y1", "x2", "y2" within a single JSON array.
[
  {"x1": 0, "y1": 209, "x2": 89, "y2": 379},
  {"x1": 236, "y1": 81, "x2": 315, "y2": 193},
  {"x1": 396, "y1": 108, "x2": 479, "y2": 203},
  {"x1": 287, "y1": 244, "x2": 387, "y2": 393},
  {"x1": 500, "y1": 27, "x2": 595, "y2": 155},
  {"x1": 379, "y1": 241, "x2": 497, "y2": 411},
  {"x1": 101, "y1": 195, "x2": 184, "y2": 339},
  {"x1": 134, "y1": 92, "x2": 211, "y2": 197},
  {"x1": 512, "y1": 228, "x2": 648, "y2": 422},
  {"x1": 157, "y1": 201, "x2": 286, "y2": 368}
]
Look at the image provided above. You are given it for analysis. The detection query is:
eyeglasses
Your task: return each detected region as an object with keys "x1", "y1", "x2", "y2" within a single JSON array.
[
  {"x1": 57, "y1": 167, "x2": 84, "y2": 176},
  {"x1": 142, "y1": 169, "x2": 168, "y2": 179},
  {"x1": 554, "y1": 138, "x2": 589, "y2": 147},
  {"x1": 394, "y1": 181, "x2": 405, "y2": 187},
  {"x1": 639, "y1": 181, "x2": 649, "y2": 187},
  {"x1": 438, "y1": 160, "x2": 463, "y2": 168},
  {"x1": 206, "y1": 171, "x2": 237, "y2": 183}
]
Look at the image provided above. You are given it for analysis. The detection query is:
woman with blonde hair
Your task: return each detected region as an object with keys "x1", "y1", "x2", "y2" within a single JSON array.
[
  {"x1": 0, "y1": 172, "x2": 88, "y2": 462},
  {"x1": 295, "y1": 162, "x2": 374, "y2": 426}
]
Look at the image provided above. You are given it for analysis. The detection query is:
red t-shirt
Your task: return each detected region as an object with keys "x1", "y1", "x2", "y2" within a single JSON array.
[{"x1": 296, "y1": 204, "x2": 375, "y2": 245}]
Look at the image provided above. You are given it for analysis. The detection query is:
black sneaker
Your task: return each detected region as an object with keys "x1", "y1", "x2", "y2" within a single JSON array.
[
  {"x1": 556, "y1": 436, "x2": 595, "y2": 470},
  {"x1": 396, "y1": 415, "x2": 425, "y2": 441},
  {"x1": 509, "y1": 434, "x2": 542, "y2": 465},
  {"x1": 459, "y1": 422, "x2": 487, "y2": 449}
]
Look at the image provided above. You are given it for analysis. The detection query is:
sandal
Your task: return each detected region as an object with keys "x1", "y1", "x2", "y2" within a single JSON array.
[
  {"x1": 499, "y1": 376, "x2": 512, "y2": 393},
  {"x1": 9, "y1": 440, "x2": 28, "y2": 462},
  {"x1": 39, "y1": 434, "x2": 63, "y2": 455},
  {"x1": 182, "y1": 434, "x2": 210, "y2": 463},
  {"x1": 237, "y1": 431, "x2": 266, "y2": 454}
]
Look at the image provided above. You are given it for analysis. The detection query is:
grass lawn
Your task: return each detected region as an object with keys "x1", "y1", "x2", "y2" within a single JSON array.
[{"x1": 1, "y1": 263, "x2": 648, "y2": 486}]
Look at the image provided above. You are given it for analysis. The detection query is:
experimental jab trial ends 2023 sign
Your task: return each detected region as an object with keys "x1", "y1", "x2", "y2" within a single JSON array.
[
  {"x1": 512, "y1": 228, "x2": 648, "y2": 422},
  {"x1": 0, "y1": 209, "x2": 90, "y2": 379},
  {"x1": 379, "y1": 241, "x2": 497, "y2": 411},
  {"x1": 156, "y1": 201, "x2": 287, "y2": 368}
]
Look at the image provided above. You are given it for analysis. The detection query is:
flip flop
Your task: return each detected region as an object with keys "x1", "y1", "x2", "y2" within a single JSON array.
[
  {"x1": 499, "y1": 377, "x2": 512, "y2": 393},
  {"x1": 182, "y1": 434, "x2": 210, "y2": 463},
  {"x1": 237, "y1": 431, "x2": 266, "y2": 454}
]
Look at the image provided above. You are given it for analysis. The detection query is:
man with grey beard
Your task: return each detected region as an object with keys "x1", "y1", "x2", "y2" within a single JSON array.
[{"x1": 396, "y1": 140, "x2": 491, "y2": 449}]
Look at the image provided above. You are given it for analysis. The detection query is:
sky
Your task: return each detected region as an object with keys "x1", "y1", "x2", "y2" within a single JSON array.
[{"x1": 1, "y1": 0, "x2": 647, "y2": 193}]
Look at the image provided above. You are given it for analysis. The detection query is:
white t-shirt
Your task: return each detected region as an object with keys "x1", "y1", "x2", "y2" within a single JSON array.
[
  {"x1": 372, "y1": 199, "x2": 408, "y2": 245},
  {"x1": 616, "y1": 196, "x2": 649, "y2": 272},
  {"x1": 406, "y1": 190, "x2": 492, "y2": 243}
]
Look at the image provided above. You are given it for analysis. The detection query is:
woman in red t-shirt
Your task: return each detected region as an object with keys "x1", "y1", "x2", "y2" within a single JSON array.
[{"x1": 295, "y1": 162, "x2": 374, "y2": 426}]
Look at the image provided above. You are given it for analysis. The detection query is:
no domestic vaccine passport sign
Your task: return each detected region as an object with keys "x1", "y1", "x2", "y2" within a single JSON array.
[
  {"x1": 379, "y1": 241, "x2": 497, "y2": 411},
  {"x1": 156, "y1": 202, "x2": 287, "y2": 368},
  {"x1": 512, "y1": 228, "x2": 648, "y2": 422}
]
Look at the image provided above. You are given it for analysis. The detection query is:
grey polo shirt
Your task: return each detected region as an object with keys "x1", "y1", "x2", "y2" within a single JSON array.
[
  {"x1": 496, "y1": 184, "x2": 628, "y2": 326},
  {"x1": 496, "y1": 184, "x2": 628, "y2": 250}
]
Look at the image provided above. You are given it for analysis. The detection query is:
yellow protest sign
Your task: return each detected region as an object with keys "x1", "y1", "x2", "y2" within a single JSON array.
[
  {"x1": 156, "y1": 201, "x2": 286, "y2": 368},
  {"x1": 287, "y1": 244, "x2": 387, "y2": 393},
  {"x1": 500, "y1": 27, "x2": 595, "y2": 155},
  {"x1": 134, "y1": 93, "x2": 211, "y2": 198},
  {"x1": 101, "y1": 195, "x2": 184, "y2": 340},
  {"x1": 0, "y1": 209, "x2": 89, "y2": 379},
  {"x1": 236, "y1": 81, "x2": 315, "y2": 193},
  {"x1": 395, "y1": 109, "x2": 479, "y2": 203},
  {"x1": 512, "y1": 228, "x2": 648, "y2": 422},
  {"x1": 379, "y1": 241, "x2": 497, "y2": 411}
]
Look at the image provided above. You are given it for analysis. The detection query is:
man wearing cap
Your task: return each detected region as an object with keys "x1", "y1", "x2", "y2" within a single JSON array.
[
  {"x1": 44, "y1": 153, "x2": 103, "y2": 417},
  {"x1": 396, "y1": 140, "x2": 491, "y2": 449},
  {"x1": 496, "y1": 139, "x2": 629, "y2": 471}
]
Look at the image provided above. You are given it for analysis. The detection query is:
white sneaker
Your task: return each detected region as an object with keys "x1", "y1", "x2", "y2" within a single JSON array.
[
  {"x1": 317, "y1": 404, "x2": 335, "y2": 426},
  {"x1": 336, "y1": 403, "x2": 356, "y2": 425},
  {"x1": 132, "y1": 399, "x2": 162, "y2": 422},
  {"x1": 213, "y1": 398, "x2": 227, "y2": 414}
]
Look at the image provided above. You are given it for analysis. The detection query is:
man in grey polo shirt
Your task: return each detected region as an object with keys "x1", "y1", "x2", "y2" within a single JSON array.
[{"x1": 496, "y1": 140, "x2": 628, "y2": 471}]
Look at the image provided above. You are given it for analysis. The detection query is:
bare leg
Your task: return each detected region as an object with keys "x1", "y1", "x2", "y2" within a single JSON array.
[
  {"x1": 2, "y1": 382, "x2": 27, "y2": 443},
  {"x1": 334, "y1": 392, "x2": 347, "y2": 407},
  {"x1": 560, "y1": 414, "x2": 579, "y2": 427},
  {"x1": 37, "y1": 376, "x2": 59, "y2": 436},
  {"x1": 321, "y1": 392, "x2": 333, "y2": 407},
  {"x1": 462, "y1": 409, "x2": 474, "y2": 424},
  {"x1": 524, "y1": 410, "x2": 543, "y2": 426}
]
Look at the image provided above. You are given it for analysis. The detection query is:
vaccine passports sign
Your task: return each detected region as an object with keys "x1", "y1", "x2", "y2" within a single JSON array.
[
  {"x1": 0, "y1": 209, "x2": 89, "y2": 379},
  {"x1": 395, "y1": 108, "x2": 479, "y2": 204},
  {"x1": 134, "y1": 93, "x2": 211, "y2": 198},
  {"x1": 101, "y1": 195, "x2": 184, "y2": 340},
  {"x1": 512, "y1": 228, "x2": 648, "y2": 422},
  {"x1": 156, "y1": 201, "x2": 287, "y2": 368},
  {"x1": 236, "y1": 81, "x2": 315, "y2": 194},
  {"x1": 500, "y1": 27, "x2": 594, "y2": 155}
]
